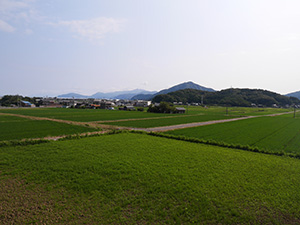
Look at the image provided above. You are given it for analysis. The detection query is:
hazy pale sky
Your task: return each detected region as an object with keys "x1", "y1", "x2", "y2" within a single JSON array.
[{"x1": 1, "y1": 0, "x2": 300, "y2": 96}]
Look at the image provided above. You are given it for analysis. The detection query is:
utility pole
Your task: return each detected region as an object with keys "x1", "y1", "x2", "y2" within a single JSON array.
[
  {"x1": 294, "y1": 105, "x2": 296, "y2": 118},
  {"x1": 187, "y1": 102, "x2": 188, "y2": 114}
]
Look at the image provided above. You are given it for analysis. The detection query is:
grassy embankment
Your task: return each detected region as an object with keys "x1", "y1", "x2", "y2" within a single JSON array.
[{"x1": 1, "y1": 132, "x2": 300, "y2": 224}]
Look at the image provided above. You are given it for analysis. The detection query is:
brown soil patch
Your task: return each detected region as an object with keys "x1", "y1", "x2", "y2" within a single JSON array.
[{"x1": 0, "y1": 176, "x2": 94, "y2": 224}]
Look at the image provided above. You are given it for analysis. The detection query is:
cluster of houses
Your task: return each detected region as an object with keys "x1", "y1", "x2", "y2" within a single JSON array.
[
  {"x1": 13, "y1": 97, "x2": 188, "y2": 113},
  {"x1": 33, "y1": 98, "x2": 152, "y2": 111}
]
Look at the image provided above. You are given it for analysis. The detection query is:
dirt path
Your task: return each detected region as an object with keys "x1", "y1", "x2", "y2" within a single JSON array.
[
  {"x1": 96, "y1": 113, "x2": 204, "y2": 123},
  {"x1": 0, "y1": 113, "x2": 117, "y2": 130},
  {"x1": 131, "y1": 111, "x2": 295, "y2": 132},
  {"x1": 132, "y1": 116, "x2": 257, "y2": 132}
]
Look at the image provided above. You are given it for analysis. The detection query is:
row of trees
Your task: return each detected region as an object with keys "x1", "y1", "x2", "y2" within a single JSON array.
[{"x1": 147, "y1": 102, "x2": 177, "y2": 113}]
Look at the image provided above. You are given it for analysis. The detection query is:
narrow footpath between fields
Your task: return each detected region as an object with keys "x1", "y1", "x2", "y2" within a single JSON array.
[{"x1": 132, "y1": 111, "x2": 295, "y2": 132}]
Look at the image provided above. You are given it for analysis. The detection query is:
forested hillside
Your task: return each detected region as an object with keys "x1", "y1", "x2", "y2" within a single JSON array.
[{"x1": 152, "y1": 88, "x2": 300, "y2": 107}]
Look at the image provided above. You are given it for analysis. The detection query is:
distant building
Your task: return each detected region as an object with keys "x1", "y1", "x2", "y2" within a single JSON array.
[
  {"x1": 20, "y1": 100, "x2": 35, "y2": 108},
  {"x1": 175, "y1": 107, "x2": 186, "y2": 114}
]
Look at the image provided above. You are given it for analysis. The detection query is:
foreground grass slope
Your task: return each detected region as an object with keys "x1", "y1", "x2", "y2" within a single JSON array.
[
  {"x1": 167, "y1": 114, "x2": 300, "y2": 154},
  {"x1": 1, "y1": 132, "x2": 300, "y2": 224},
  {"x1": 0, "y1": 115, "x2": 97, "y2": 141}
]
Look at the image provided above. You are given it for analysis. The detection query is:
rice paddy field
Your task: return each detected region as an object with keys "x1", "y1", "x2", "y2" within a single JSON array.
[
  {"x1": 167, "y1": 113, "x2": 300, "y2": 154},
  {"x1": 1, "y1": 106, "x2": 300, "y2": 224},
  {"x1": 0, "y1": 114, "x2": 97, "y2": 141},
  {"x1": 0, "y1": 106, "x2": 291, "y2": 123},
  {"x1": 1, "y1": 132, "x2": 300, "y2": 224},
  {"x1": 0, "y1": 108, "x2": 180, "y2": 122}
]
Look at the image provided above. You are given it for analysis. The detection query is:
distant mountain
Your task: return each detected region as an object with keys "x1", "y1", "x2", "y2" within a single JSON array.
[
  {"x1": 58, "y1": 89, "x2": 156, "y2": 100},
  {"x1": 57, "y1": 93, "x2": 88, "y2": 99},
  {"x1": 131, "y1": 94, "x2": 154, "y2": 100},
  {"x1": 286, "y1": 91, "x2": 300, "y2": 100},
  {"x1": 90, "y1": 89, "x2": 156, "y2": 99},
  {"x1": 152, "y1": 88, "x2": 300, "y2": 107},
  {"x1": 157, "y1": 81, "x2": 215, "y2": 95},
  {"x1": 131, "y1": 81, "x2": 215, "y2": 100}
]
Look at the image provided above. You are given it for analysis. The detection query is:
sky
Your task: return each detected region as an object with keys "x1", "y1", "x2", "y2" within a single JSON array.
[{"x1": 1, "y1": 0, "x2": 300, "y2": 96}]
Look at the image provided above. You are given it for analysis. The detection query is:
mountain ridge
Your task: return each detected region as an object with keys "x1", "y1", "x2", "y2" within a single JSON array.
[
  {"x1": 286, "y1": 91, "x2": 300, "y2": 100},
  {"x1": 58, "y1": 89, "x2": 157, "y2": 99},
  {"x1": 131, "y1": 81, "x2": 215, "y2": 100},
  {"x1": 57, "y1": 81, "x2": 215, "y2": 100}
]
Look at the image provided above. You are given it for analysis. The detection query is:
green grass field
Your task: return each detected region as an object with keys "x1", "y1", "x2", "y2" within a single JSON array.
[
  {"x1": 104, "y1": 114, "x2": 238, "y2": 128},
  {"x1": 1, "y1": 132, "x2": 300, "y2": 224},
  {"x1": 0, "y1": 115, "x2": 97, "y2": 141},
  {"x1": 0, "y1": 108, "x2": 180, "y2": 122},
  {"x1": 186, "y1": 105, "x2": 292, "y2": 116},
  {"x1": 0, "y1": 107, "x2": 292, "y2": 123},
  {"x1": 167, "y1": 114, "x2": 300, "y2": 154},
  {"x1": 102, "y1": 107, "x2": 292, "y2": 128}
]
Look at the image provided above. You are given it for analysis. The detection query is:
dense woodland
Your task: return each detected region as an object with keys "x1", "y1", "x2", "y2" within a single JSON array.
[{"x1": 152, "y1": 88, "x2": 300, "y2": 107}]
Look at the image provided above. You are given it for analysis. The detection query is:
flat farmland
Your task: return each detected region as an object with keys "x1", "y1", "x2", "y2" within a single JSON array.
[
  {"x1": 167, "y1": 114, "x2": 300, "y2": 154},
  {"x1": 0, "y1": 114, "x2": 97, "y2": 141},
  {"x1": 0, "y1": 107, "x2": 291, "y2": 124},
  {"x1": 1, "y1": 133, "x2": 300, "y2": 224},
  {"x1": 101, "y1": 107, "x2": 292, "y2": 128},
  {"x1": 103, "y1": 113, "x2": 238, "y2": 128},
  {"x1": 0, "y1": 108, "x2": 181, "y2": 122},
  {"x1": 186, "y1": 106, "x2": 292, "y2": 116}
]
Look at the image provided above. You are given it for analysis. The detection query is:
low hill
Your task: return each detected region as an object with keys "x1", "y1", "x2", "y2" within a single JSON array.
[
  {"x1": 286, "y1": 91, "x2": 300, "y2": 100},
  {"x1": 131, "y1": 81, "x2": 215, "y2": 100},
  {"x1": 152, "y1": 88, "x2": 300, "y2": 107}
]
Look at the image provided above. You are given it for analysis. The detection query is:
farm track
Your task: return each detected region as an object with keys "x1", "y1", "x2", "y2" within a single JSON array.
[
  {"x1": 132, "y1": 111, "x2": 295, "y2": 132},
  {"x1": 96, "y1": 113, "x2": 204, "y2": 123},
  {"x1": 0, "y1": 112, "x2": 119, "y2": 130}
]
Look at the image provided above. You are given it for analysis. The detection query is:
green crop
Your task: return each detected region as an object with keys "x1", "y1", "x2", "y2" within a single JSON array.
[
  {"x1": 167, "y1": 115, "x2": 300, "y2": 154},
  {"x1": 1, "y1": 133, "x2": 300, "y2": 224},
  {"x1": 0, "y1": 115, "x2": 97, "y2": 141}
]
